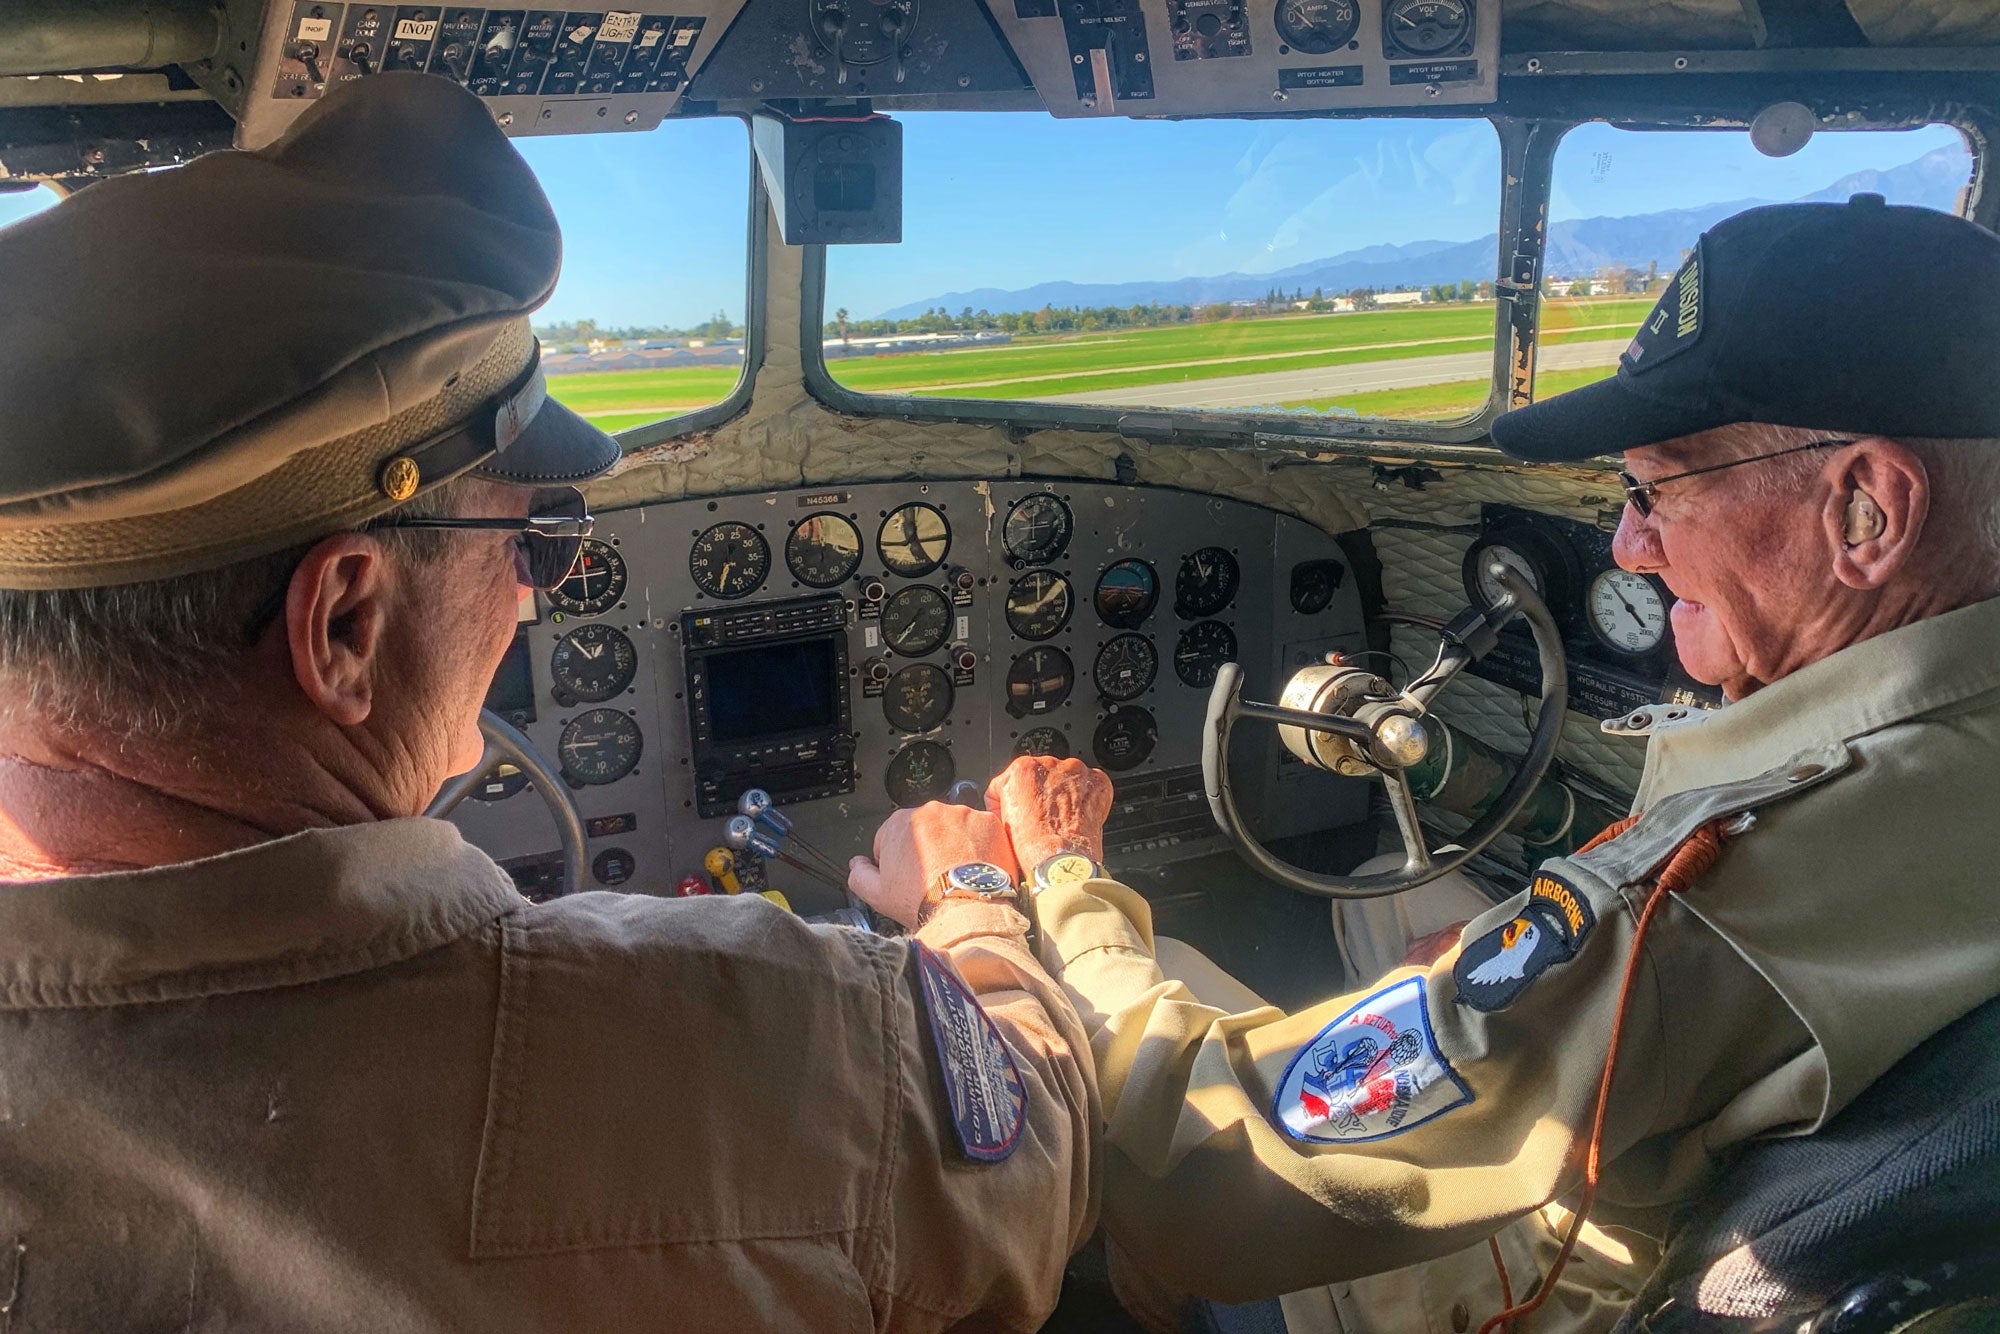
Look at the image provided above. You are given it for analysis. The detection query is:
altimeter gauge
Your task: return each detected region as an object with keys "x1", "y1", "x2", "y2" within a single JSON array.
[
  {"x1": 550, "y1": 623, "x2": 637, "y2": 703},
  {"x1": 1587, "y1": 569, "x2": 1669, "y2": 656}
]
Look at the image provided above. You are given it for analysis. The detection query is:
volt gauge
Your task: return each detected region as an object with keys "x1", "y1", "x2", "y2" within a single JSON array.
[
  {"x1": 1587, "y1": 569, "x2": 1669, "y2": 656},
  {"x1": 1383, "y1": 0, "x2": 1472, "y2": 58}
]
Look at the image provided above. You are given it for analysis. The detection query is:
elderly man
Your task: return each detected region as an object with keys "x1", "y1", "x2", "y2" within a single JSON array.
[
  {"x1": 981, "y1": 195, "x2": 2000, "y2": 1332},
  {"x1": 0, "y1": 74, "x2": 1099, "y2": 1331}
]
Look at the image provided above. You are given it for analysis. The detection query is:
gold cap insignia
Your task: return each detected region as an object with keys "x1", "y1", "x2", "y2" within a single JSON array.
[{"x1": 378, "y1": 456, "x2": 421, "y2": 502}]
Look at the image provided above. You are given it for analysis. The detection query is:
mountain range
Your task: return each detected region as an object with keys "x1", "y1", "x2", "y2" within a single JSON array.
[{"x1": 875, "y1": 145, "x2": 1967, "y2": 320}]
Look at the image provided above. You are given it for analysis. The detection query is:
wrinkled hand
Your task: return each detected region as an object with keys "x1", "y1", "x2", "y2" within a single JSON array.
[
  {"x1": 985, "y1": 755, "x2": 1114, "y2": 873},
  {"x1": 848, "y1": 802, "x2": 1021, "y2": 930}
]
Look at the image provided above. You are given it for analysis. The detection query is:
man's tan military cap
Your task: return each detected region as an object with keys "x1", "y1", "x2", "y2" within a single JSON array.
[{"x1": 0, "y1": 72, "x2": 619, "y2": 590}]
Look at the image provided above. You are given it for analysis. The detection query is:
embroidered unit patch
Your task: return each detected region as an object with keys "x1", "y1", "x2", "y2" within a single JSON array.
[
  {"x1": 910, "y1": 942, "x2": 1027, "y2": 1163},
  {"x1": 1621, "y1": 241, "x2": 1703, "y2": 375},
  {"x1": 1453, "y1": 870, "x2": 1598, "y2": 1012},
  {"x1": 1273, "y1": 977, "x2": 1470, "y2": 1144}
]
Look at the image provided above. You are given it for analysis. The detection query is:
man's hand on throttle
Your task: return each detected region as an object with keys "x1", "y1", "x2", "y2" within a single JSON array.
[
  {"x1": 985, "y1": 755, "x2": 1114, "y2": 873},
  {"x1": 848, "y1": 802, "x2": 1022, "y2": 930}
]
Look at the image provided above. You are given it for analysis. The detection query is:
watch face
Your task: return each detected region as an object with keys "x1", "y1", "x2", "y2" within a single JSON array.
[
  {"x1": 949, "y1": 862, "x2": 1014, "y2": 895},
  {"x1": 1037, "y1": 852, "x2": 1099, "y2": 889}
]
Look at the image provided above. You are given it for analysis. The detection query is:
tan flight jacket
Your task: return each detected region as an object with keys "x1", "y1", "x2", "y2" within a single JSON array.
[
  {"x1": 0, "y1": 825, "x2": 1099, "y2": 1332},
  {"x1": 1038, "y1": 594, "x2": 2000, "y2": 1304}
]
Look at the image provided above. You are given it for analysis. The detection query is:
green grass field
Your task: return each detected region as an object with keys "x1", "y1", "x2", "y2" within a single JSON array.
[
  {"x1": 544, "y1": 298, "x2": 1651, "y2": 431},
  {"x1": 1271, "y1": 364, "x2": 1621, "y2": 420}
]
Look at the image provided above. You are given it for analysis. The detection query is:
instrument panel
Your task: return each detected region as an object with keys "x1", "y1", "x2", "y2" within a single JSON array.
[{"x1": 449, "y1": 480, "x2": 1372, "y2": 906}]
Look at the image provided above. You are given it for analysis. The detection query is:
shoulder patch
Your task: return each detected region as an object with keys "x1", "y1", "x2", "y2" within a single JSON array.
[
  {"x1": 1273, "y1": 976, "x2": 1470, "y2": 1144},
  {"x1": 909, "y1": 942, "x2": 1027, "y2": 1163},
  {"x1": 1453, "y1": 870, "x2": 1598, "y2": 1012},
  {"x1": 1620, "y1": 240, "x2": 1703, "y2": 375}
]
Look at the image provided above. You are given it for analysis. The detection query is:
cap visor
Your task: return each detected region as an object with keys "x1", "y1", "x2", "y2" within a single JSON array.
[
  {"x1": 473, "y1": 396, "x2": 622, "y2": 487},
  {"x1": 1489, "y1": 372, "x2": 1730, "y2": 462}
]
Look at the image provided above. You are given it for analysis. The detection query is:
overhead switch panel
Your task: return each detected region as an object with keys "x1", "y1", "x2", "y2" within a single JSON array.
[{"x1": 240, "y1": 1, "x2": 742, "y2": 148}]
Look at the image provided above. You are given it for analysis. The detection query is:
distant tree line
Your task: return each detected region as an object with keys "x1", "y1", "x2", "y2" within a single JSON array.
[{"x1": 534, "y1": 310, "x2": 743, "y2": 345}]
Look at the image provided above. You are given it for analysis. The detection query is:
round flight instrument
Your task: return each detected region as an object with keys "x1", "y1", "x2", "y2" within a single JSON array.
[
  {"x1": 885, "y1": 740, "x2": 955, "y2": 807},
  {"x1": 1016, "y1": 726, "x2": 1071, "y2": 760},
  {"x1": 1005, "y1": 571, "x2": 1073, "y2": 641},
  {"x1": 1176, "y1": 547, "x2": 1241, "y2": 618},
  {"x1": 1461, "y1": 529, "x2": 1573, "y2": 614},
  {"x1": 1290, "y1": 560, "x2": 1340, "y2": 614},
  {"x1": 1276, "y1": 0, "x2": 1360, "y2": 52},
  {"x1": 1004, "y1": 494, "x2": 1073, "y2": 565},
  {"x1": 1587, "y1": 568, "x2": 1669, "y2": 656},
  {"x1": 1093, "y1": 633, "x2": 1158, "y2": 701},
  {"x1": 787, "y1": 512, "x2": 863, "y2": 587},
  {"x1": 550, "y1": 623, "x2": 637, "y2": 703},
  {"x1": 1093, "y1": 706, "x2": 1158, "y2": 773},
  {"x1": 1383, "y1": 0, "x2": 1472, "y2": 58},
  {"x1": 884, "y1": 663, "x2": 954, "y2": 733},
  {"x1": 689, "y1": 521, "x2": 770, "y2": 600},
  {"x1": 879, "y1": 585, "x2": 952, "y2": 657},
  {"x1": 877, "y1": 503, "x2": 951, "y2": 577},
  {"x1": 468, "y1": 762, "x2": 529, "y2": 803},
  {"x1": 558, "y1": 708, "x2": 643, "y2": 786},
  {"x1": 1006, "y1": 646, "x2": 1075, "y2": 716},
  {"x1": 1174, "y1": 620, "x2": 1238, "y2": 688},
  {"x1": 547, "y1": 539, "x2": 626, "y2": 617},
  {"x1": 1095, "y1": 559, "x2": 1159, "y2": 629}
]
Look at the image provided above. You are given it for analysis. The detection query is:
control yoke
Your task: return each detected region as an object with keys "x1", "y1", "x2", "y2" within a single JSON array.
[{"x1": 1203, "y1": 562, "x2": 1569, "y2": 899}]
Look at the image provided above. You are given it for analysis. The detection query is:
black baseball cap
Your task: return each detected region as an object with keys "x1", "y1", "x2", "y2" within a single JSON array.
[{"x1": 1491, "y1": 195, "x2": 2000, "y2": 462}]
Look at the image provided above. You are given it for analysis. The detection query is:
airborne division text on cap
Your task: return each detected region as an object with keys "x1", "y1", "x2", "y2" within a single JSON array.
[
  {"x1": 0, "y1": 72, "x2": 619, "y2": 591},
  {"x1": 1491, "y1": 194, "x2": 2000, "y2": 462}
]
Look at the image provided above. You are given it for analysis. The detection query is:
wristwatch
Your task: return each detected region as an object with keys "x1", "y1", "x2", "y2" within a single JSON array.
[
  {"x1": 1030, "y1": 851, "x2": 1105, "y2": 895},
  {"x1": 930, "y1": 861, "x2": 1021, "y2": 907}
]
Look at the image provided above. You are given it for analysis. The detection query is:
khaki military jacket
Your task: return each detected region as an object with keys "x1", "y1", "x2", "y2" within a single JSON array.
[
  {"x1": 0, "y1": 820, "x2": 1098, "y2": 1332},
  {"x1": 1038, "y1": 594, "x2": 2000, "y2": 1305}
]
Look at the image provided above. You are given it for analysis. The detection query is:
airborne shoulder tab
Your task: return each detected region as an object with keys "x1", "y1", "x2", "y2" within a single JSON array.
[{"x1": 1452, "y1": 870, "x2": 1598, "y2": 1012}]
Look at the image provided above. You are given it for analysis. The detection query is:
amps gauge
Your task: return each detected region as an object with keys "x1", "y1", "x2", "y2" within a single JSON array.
[
  {"x1": 548, "y1": 540, "x2": 627, "y2": 618},
  {"x1": 1276, "y1": 0, "x2": 1361, "y2": 53}
]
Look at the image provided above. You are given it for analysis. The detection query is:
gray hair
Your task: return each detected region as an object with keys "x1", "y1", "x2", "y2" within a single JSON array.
[
  {"x1": 0, "y1": 480, "x2": 472, "y2": 735},
  {"x1": 1707, "y1": 422, "x2": 2000, "y2": 586}
]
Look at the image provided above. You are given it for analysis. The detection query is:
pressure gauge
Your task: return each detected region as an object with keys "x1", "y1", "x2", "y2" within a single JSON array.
[
  {"x1": 1586, "y1": 569, "x2": 1669, "y2": 656},
  {"x1": 1461, "y1": 527, "x2": 1574, "y2": 617}
]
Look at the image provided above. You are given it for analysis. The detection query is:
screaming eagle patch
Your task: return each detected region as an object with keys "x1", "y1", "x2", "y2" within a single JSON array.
[
  {"x1": 1452, "y1": 870, "x2": 1598, "y2": 1012},
  {"x1": 1273, "y1": 977, "x2": 1470, "y2": 1144},
  {"x1": 910, "y1": 942, "x2": 1027, "y2": 1163}
]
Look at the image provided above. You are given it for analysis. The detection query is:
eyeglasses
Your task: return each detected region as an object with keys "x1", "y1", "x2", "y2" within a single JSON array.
[
  {"x1": 368, "y1": 486, "x2": 594, "y2": 591},
  {"x1": 241, "y1": 488, "x2": 594, "y2": 645},
  {"x1": 1619, "y1": 438, "x2": 1859, "y2": 518}
]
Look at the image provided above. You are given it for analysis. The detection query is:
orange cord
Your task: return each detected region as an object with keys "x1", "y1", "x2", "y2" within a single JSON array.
[
  {"x1": 1476, "y1": 818, "x2": 1727, "y2": 1334},
  {"x1": 1486, "y1": 1235, "x2": 1516, "y2": 1333}
]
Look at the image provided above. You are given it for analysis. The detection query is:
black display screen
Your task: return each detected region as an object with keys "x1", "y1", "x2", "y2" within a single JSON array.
[
  {"x1": 707, "y1": 637, "x2": 839, "y2": 744},
  {"x1": 484, "y1": 634, "x2": 536, "y2": 722}
]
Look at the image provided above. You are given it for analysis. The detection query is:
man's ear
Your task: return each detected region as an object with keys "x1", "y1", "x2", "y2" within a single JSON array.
[
  {"x1": 1823, "y1": 438, "x2": 1929, "y2": 591},
  {"x1": 285, "y1": 533, "x2": 394, "y2": 727}
]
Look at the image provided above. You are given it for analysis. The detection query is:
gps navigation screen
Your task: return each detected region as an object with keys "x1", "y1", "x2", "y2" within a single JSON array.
[{"x1": 707, "y1": 638, "x2": 840, "y2": 744}]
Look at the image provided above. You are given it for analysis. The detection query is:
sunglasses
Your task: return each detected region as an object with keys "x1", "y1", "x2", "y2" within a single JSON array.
[
  {"x1": 368, "y1": 486, "x2": 595, "y2": 591},
  {"x1": 1619, "y1": 438, "x2": 1858, "y2": 518},
  {"x1": 240, "y1": 488, "x2": 595, "y2": 645}
]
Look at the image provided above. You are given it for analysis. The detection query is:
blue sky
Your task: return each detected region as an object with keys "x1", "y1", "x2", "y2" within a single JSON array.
[{"x1": 0, "y1": 116, "x2": 1967, "y2": 327}]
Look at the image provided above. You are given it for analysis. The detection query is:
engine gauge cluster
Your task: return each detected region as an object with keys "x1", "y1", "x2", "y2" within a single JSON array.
[
  {"x1": 1458, "y1": 505, "x2": 1716, "y2": 720},
  {"x1": 450, "y1": 480, "x2": 1369, "y2": 901}
]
